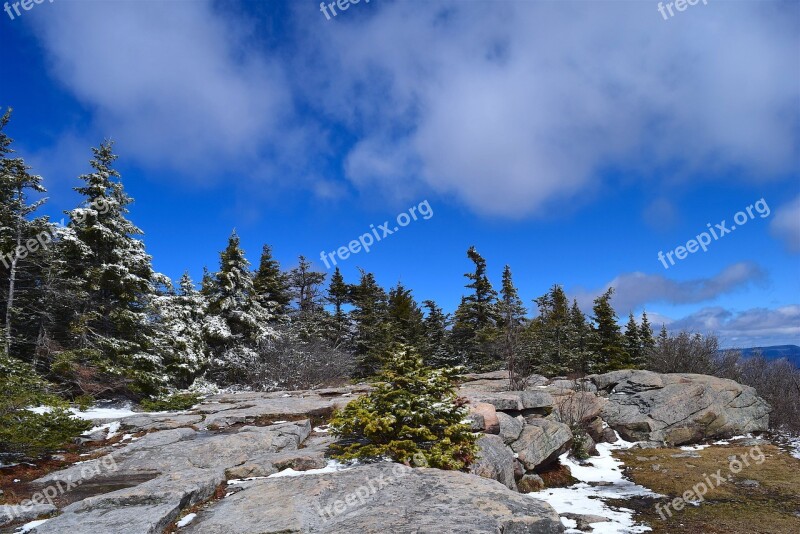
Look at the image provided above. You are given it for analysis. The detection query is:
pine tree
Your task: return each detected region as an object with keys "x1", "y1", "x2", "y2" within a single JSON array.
[
  {"x1": 205, "y1": 231, "x2": 274, "y2": 383},
  {"x1": 420, "y1": 300, "x2": 454, "y2": 368},
  {"x1": 330, "y1": 345, "x2": 477, "y2": 470},
  {"x1": 528, "y1": 284, "x2": 572, "y2": 375},
  {"x1": 568, "y1": 299, "x2": 593, "y2": 375},
  {"x1": 325, "y1": 266, "x2": 350, "y2": 349},
  {"x1": 387, "y1": 282, "x2": 425, "y2": 349},
  {"x1": 59, "y1": 142, "x2": 163, "y2": 395},
  {"x1": 639, "y1": 311, "x2": 655, "y2": 355},
  {"x1": 498, "y1": 266, "x2": 528, "y2": 388},
  {"x1": 451, "y1": 246, "x2": 500, "y2": 371},
  {"x1": 152, "y1": 273, "x2": 209, "y2": 388},
  {"x1": 349, "y1": 269, "x2": 390, "y2": 377},
  {"x1": 624, "y1": 312, "x2": 644, "y2": 368},
  {"x1": 288, "y1": 255, "x2": 327, "y2": 318},
  {"x1": 253, "y1": 244, "x2": 291, "y2": 319},
  {"x1": 0, "y1": 108, "x2": 47, "y2": 358},
  {"x1": 590, "y1": 288, "x2": 630, "y2": 372}
]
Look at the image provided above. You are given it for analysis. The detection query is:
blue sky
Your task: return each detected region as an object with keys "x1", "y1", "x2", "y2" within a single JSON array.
[{"x1": 1, "y1": 0, "x2": 798, "y2": 348}]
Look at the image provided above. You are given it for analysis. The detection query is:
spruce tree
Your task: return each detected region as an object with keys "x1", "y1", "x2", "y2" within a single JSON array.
[
  {"x1": 0, "y1": 108, "x2": 47, "y2": 358},
  {"x1": 498, "y1": 266, "x2": 528, "y2": 388},
  {"x1": 288, "y1": 255, "x2": 327, "y2": 318},
  {"x1": 568, "y1": 299, "x2": 593, "y2": 375},
  {"x1": 330, "y1": 345, "x2": 477, "y2": 470},
  {"x1": 421, "y1": 300, "x2": 454, "y2": 368},
  {"x1": 387, "y1": 282, "x2": 425, "y2": 349},
  {"x1": 639, "y1": 311, "x2": 656, "y2": 355},
  {"x1": 59, "y1": 142, "x2": 162, "y2": 395},
  {"x1": 451, "y1": 246, "x2": 500, "y2": 371},
  {"x1": 152, "y1": 273, "x2": 209, "y2": 388},
  {"x1": 529, "y1": 284, "x2": 572, "y2": 375},
  {"x1": 349, "y1": 269, "x2": 391, "y2": 377},
  {"x1": 624, "y1": 312, "x2": 644, "y2": 368},
  {"x1": 325, "y1": 266, "x2": 350, "y2": 349},
  {"x1": 590, "y1": 288, "x2": 630, "y2": 372},
  {"x1": 253, "y1": 244, "x2": 291, "y2": 319},
  {"x1": 205, "y1": 231, "x2": 274, "y2": 383}
]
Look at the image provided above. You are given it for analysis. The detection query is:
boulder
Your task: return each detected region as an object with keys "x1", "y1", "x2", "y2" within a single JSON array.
[
  {"x1": 0, "y1": 503, "x2": 56, "y2": 527},
  {"x1": 466, "y1": 402, "x2": 500, "y2": 434},
  {"x1": 517, "y1": 473, "x2": 545, "y2": 493},
  {"x1": 591, "y1": 370, "x2": 770, "y2": 445},
  {"x1": 470, "y1": 435, "x2": 517, "y2": 490},
  {"x1": 497, "y1": 412, "x2": 525, "y2": 444},
  {"x1": 182, "y1": 463, "x2": 565, "y2": 533},
  {"x1": 510, "y1": 419, "x2": 573, "y2": 472}
]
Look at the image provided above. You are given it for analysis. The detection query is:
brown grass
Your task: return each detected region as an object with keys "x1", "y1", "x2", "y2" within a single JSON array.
[{"x1": 615, "y1": 442, "x2": 800, "y2": 534}]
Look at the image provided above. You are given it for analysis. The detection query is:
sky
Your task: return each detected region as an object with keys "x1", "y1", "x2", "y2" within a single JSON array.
[{"x1": 0, "y1": 0, "x2": 798, "y2": 348}]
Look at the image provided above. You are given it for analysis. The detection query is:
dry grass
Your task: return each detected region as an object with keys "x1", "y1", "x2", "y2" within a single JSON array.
[{"x1": 615, "y1": 441, "x2": 800, "y2": 534}]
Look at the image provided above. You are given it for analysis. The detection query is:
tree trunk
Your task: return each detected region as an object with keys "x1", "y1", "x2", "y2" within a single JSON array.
[{"x1": 4, "y1": 219, "x2": 21, "y2": 354}]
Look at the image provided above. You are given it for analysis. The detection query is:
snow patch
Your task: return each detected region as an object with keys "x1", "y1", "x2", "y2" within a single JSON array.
[
  {"x1": 176, "y1": 513, "x2": 197, "y2": 528},
  {"x1": 14, "y1": 519, "x2": 49, "y2": 533},
  {"x1": 528, "y1": 433, "x2": 659, "y2": 534}
]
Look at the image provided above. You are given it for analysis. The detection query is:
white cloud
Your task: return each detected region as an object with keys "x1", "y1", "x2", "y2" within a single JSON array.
[
  {"x1": 298, "y1": 0, "x2": 799, "y2": 216},
  {"x1": 665, "y1": 305, "x2": 800, "y2": 347},
  {"x1": 770, "y1": 195, "x2": 800, "y2": 253},
  {"x1": 571, "y1": 262, "x2": 766, "y2": 313}
]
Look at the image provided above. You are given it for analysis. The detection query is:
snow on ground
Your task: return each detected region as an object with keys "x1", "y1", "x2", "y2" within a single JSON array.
[
  {"x1": 529, "y1": 434, "x2": 660, "y2": 534},
  {"x1": 14, "y1": 519, "x2": 48, "y2": 533},
  {"x1": 29, "y1": 404, "x2": 142, "y2": 420},
  {"x1": 227, "y1": 460, "x2": 353, "y2": 485},
  {"x1": 176, "y1": 513, "x2": 197, "y2": 528}
]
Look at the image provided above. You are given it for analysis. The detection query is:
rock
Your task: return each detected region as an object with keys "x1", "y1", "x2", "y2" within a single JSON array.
[
  {"x1": 0, "y1": 503, "x2": 56, "y2": 527},
  {"x1": 30, "y1": 420, "x2": 315, "y2": 533},
  {"x1": 467, "y1": 402, "x2": 500, "y2": 434},
  {"x1": 513, "y1": 459, "x2": 525, "y2": 481},
  {"x1": 462, "y1": 390, "x2": 554, "y2": 415},
  {"x1": 591, "y1": 370, "x2": 770, "y2": 445},
  {"x1": 470, "y1": 435, "x2": 518, "y2": 491},
  {"x1": 670, "y1": 452, "x2": 701, "y2": 458},
  {"x1": 182, "y1": 463, "x2": 565, "y2": 533},
  {"x1": 118, "y1": 414, "x2": 203, "y2": 432},
  {"x1": 517, "y1": 473, "x2": 545, "y2": 493},
  {"x1": 573, "y1": 433, "x2": 597, "y2": 457},
  {"x1": 497, "y1": 412, "x2": 525, "y2": 444},
  {"x1": 462, "y1": 370, "x2": 510, "y2": 381},
  {"x1": 561, "y1": 512, "x2": 611, "y2": 531},
  {"x1": 510, "y1": 419, "x2": 573, "y2": 471},
  {"x1": 600, "y1": 427, "x2": 618, "y2": 443}
]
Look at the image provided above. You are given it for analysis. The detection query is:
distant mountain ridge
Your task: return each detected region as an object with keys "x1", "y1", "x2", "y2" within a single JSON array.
[{"x1": 721, "y1": 345, "x2": 800, "y2": 368}]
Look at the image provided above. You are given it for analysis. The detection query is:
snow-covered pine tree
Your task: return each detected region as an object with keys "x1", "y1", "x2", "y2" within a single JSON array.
[
  {"x1": 152, "y1": 273, "x2": 209, "y2": 388},
  {"x1": 58, "y1": 141, "x2": 164, "y2": 396},
  {"x1": 205, "y1": 231, "x2": 274, "y2": 384},
  {"x1": 253, "y1": 244, "x2": 291, "y2": 319}
]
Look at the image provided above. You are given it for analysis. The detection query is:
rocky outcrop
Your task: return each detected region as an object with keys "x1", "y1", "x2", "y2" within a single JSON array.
[
  {"x1": 469, "y1": 435, "x2": 518, "y2": 490},
  {"x1": 510, "y1": 419, "x2": 573, "y2": 472},
  {"x1": 590, "y1": 370, "x2": 771, "y2": 445},
  {"x1": 183, "y1": 463, "x2": 564, "y2": 533}
]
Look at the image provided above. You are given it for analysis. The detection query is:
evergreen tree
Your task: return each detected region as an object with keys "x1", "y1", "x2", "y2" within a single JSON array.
[
  {"x1": 451, "y1": 246, "x2": 500, "y2": 371},
  {"x1": 152, "y1": 273, "x2": 209, "y2": 388},
  {"x1": 288, "y1": 255, "x2": 327, "y2": 318},
  {"x1": 639, "y1": 311, "x2": 655, "y2": 354},
  {"x1": 330, "y1": 345, "x2": 477, "y2": 470},
  {"x1": 387, "y1": 282, "x2": 425, "y2": 349},
  {"x1": 528, "y1": 284, "x2": 572, "y2": 375},
  {"x1": 205, "y1": 231, "x2": 274, "y2": 383},
  {"x1": 325, "y1": 266, "x2": 350, "y2": 349},
  {"x1": 349, "y1": 269, "x2": 390, "y2": 377},
  {"x1": 253, "y1": 244, "x2": 291, "y2": 319},
  {"x1": 59, "y1": 142, "x2": 163, "y2": 395},
  {"x1": 0, "y1": 108, "x2": 47, "y2": 358},
  {"x1": 590, "y1": 288, "x2": 630, "y2": 372},
  {"x1": 498, "y1": 266, "x2": 528, "y2": 388},
  {"x1": 420, "y1": 300, "x2": 454, "y2": 368},
  {"x1": 624, "y1": 312, "x2": 644, "y2": 368},
  {"x1": 568, "y1": 299, "x2": 594, "y2": 375}
]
